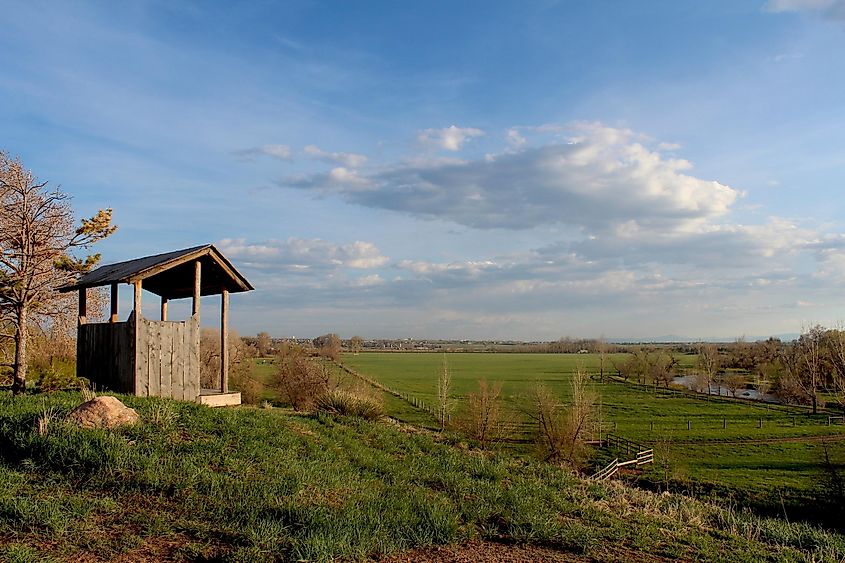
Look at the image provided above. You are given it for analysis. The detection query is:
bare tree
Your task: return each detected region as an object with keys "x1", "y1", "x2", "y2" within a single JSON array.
[
  {"x1": 313, "y1": 333, "x2": 341, "y2": 361},
  {"x1": 793, "y1": 325, "x2": 825, "y2": 414},
  {"x1": 200, "y1": 328, "x2": 260, "y2": 402},
  {"x1": 722, "y1": 373, "x2": 746, "y2": 398},
  {"x1": 696, "y1": 344, "x2": 721, "y2": 396},
  {"x1": 824, "y1": 327, "x2": 845, "y2": 415},
  {"x1": 350, "y1": 335, "x2": 363, "y2": 355},
  {"x1": 436, "y1": 353, "x2": 455, "y2": 430},
  {"x1": 618, "y1": 348, "x2": 650, "y2": 383},
  {"x1": 256, "y1": 331, "x2": 272, "y2": 357},
  {"x1": 597, "y1": 335, "x2": 608, "y2": 382},
  {"x1": 529, "y1": 369, "x2": 599, "y2": 469},
  {"x1": 462, "y1": 379, "x2": 507, "y2": 448},
  {"x1": 0, "y1": 152, "x2": 116, "y2": 395},
  {"x1": 649, "y1": 351, "x2": 677, "y2": 388}
]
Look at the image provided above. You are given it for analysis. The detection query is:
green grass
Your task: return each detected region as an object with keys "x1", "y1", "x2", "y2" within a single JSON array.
[
  {"x1": 343, "y1": 352, "x2": 845, "y2": 519},
  {"x1": 2, "y1": 391, "x2": 845, "y2": 561}
]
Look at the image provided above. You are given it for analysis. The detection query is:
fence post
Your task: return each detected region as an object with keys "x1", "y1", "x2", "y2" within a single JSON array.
[
  {"x1": 792, "y1": 416, "x2": 796, "y2": 427},
  {"x1": 758, "y1": 418, "x2": 762, "y2": 429},
  {"x1": 650, "y1": 421, "x2": 654, "y2": 431},
  {"x1": 687, "y1": 420, "x2": 691, "y2": 431},
  {"x1": 723, "y1": 418, "x2": 726, "y2": 430}
]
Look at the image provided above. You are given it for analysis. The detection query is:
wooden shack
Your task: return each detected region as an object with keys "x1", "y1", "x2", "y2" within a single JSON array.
[{"x1": 59, "y1": 244, "x2": 254, "y2": 406}]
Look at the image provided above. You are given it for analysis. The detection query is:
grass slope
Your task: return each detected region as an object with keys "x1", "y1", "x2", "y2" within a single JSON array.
[
  {"x1": 342, "y1": 352, "x2": 845, "y2": 514},
  {"x1": 2, "y1": 392, "x2": 844, "y2": 562}
]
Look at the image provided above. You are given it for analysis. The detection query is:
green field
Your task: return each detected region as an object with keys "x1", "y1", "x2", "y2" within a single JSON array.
[
  {"x1": 342, "y1": 352, "x2": 845, "y2": 521},
  {"x1": 3, "y1": 391, "x2": 845, "y2": 562}
]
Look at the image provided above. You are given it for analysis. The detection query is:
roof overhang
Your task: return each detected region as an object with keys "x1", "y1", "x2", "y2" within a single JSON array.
[{"x1": 59, "y1": 244, "x2": 254, "y2": 299}]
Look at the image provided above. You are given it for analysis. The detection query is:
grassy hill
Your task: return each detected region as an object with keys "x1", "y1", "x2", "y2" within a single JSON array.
[
  {"x1": 1, "y1": 391, "x2": 844, "y2": 562},
  {"x1": 342, "y1": 352, "x2": 845, "y2": 520}
]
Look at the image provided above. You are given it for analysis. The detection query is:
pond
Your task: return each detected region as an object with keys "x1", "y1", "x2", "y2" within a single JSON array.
[{"x1": 671, "y1": 374, "x2": 780, "y2": 403}]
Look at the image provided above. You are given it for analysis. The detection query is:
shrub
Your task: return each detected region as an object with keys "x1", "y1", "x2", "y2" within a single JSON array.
[
  {"x1": 231, "y1": 372, "x2": 262, "y2": 405},
  {"x1": 460, "y1": 379, "x2": 508, "y2": 448},
  {"x1": 314, "y1": 389, "x2": 384, "y2": 421},
  {"x1": 529, "y1": 370, "x2": 599, "y2": 470},
  {"x1": 33, "y1": 365, "x2": 83, "y2": 392},
  {"x1": 275, "y1": 343, "x2": 331, "y2": 410}
]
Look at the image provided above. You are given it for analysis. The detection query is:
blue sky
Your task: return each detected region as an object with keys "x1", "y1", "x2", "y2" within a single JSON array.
[{"x1": 3, "y1": 0, "x2": 845, "y2": 340}]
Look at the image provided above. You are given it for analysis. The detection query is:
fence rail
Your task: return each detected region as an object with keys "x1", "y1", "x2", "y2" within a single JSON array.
[
  {"x1": 591, "y1": 458, "x2": 619, "y2": 480},
  {"x1": 593, "y1": 433, "x2": 654, "y2": 480}
]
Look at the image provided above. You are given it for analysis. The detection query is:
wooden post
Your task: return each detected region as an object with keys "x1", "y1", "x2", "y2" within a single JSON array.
[
  {"x1": 110, "y1": 283, "x2": 118, "y2": 323},
  {"x1": 192, "y1": 260, "x2": 201, "y2": 319},
  {"x1": 221, "y1": 289, "x2": 229, "y2": 393},
  {"x1": 78, "y1": 288, "x2": 87, "y2": 325},
  {"x1": 161, "y1": 297, "x2": 168, "y2": 321},
  {"x1": 133, "y1": 280, "x2": 142, "y2": 321}
]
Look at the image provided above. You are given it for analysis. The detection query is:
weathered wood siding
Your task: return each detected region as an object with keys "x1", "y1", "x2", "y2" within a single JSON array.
[
  {"x1": 135, "y1": 315, "x2": 200, "y2": 401},
  {"x1": 77, "y1": 321, "x2": 135, "y2": 393}
]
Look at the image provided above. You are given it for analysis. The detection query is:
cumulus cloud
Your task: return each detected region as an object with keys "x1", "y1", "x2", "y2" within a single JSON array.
[
  {"x1": 285, "y1": 122, "x2": 737, "y2": 231},
  {"x1": 560, "y1": 218, "x2": 814, "y2": 270},
  {"x1": 416, "y1": 125, "x2": 485, "y2": 151},
  {"x1": 233, "y1": 144, "x2": 291, "y2": 161},
  {"x1": 304, "y1": 144, "x2": 368, "y2": 168},
  {"x1": 218, "y1": 237, "x2": 388, "y2": 270}
]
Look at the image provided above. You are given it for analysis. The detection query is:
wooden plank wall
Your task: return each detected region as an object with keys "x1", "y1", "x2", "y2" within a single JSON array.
[
  {"x1": 77, "y1": 322, "x2": 135, "y2": 393},
  {"x1": 135, "y1": 316, "x2": 200, "y2": 401}
]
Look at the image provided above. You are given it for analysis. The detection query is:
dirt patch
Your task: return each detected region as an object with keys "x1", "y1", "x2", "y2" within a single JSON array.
[{"x1": 377, "y1": 540, "x2": 678, "y2": 563}]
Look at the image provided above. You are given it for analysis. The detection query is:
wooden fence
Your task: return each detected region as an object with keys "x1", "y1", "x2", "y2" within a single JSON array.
[
  {"x1": 77, "y1": 320, "x2": 135, "y2": 392},
  {"x1": 592, "y1": 434, "x2": 654, "y2": 480},
  {"x1": 77, "y1": 316, "x2": 200, "y2": 400},
  {"x1": 135, "y1": 317, "x2": 200, "y2": 401}
]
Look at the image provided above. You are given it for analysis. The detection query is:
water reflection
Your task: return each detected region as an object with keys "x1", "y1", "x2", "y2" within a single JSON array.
[{"x1": 671, "y1": 374, "x2": 780, "y2": 403}]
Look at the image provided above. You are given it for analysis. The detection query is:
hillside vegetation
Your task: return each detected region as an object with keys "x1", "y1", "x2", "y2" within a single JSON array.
[
  {"x1": 342, "y1": 352, "x2": 845, "y2": 521},
  {"x1": 1, "y1": 392, "x2": 845, "y2": 562}
]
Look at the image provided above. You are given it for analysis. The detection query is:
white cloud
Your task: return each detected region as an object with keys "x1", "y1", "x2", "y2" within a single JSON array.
[
  {"x1": 304, "y1": 144, "x2": 368, "y2": 168},
  {"x1": 350, "y1": 274, "x2": 385, "y2": 287},
  {"x1": 416, "y1": 125, "x2": 484, "y2": 151},
  {"x1": 657, "y1": 141, "x2": 681, "y2": 151},
  {"x1": 218, "y1": 237, "x2": 388, "y2": 270},
  {"x1": 286, "y1": 122, "x2": 737, "y2": 231},
  {"x1": 234, "y1": 144, "x2": 291, "y2": 161},
  {"x1": 765, "y1": 0, "x2": 837, "y2": 12},
  {"x1": 764, "y1": 0, "x2": 845, "y2": 19},
  {"x1": 506, "y1": 128, "x2": 526, "y2": 147}
]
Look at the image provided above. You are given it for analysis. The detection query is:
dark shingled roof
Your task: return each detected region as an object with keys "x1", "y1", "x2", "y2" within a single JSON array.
[{"x1": 59, "y1": 244, "x2": 254, "y2": 299}]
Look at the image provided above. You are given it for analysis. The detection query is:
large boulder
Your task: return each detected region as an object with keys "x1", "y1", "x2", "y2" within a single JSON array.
[{"x1": 66, "y1": 396, "x2": 140, "y2": 429}]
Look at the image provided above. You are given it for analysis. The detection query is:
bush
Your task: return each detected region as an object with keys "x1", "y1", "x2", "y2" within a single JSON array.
[
  {"x1": 34, "y1": 365, "x2": 84, "y2": 392},
  {"x1": 275, "y1": 344, "x2": 331, "y2": 410},
  {"x1": 314, "y1": 389, "x2": 384, "y2": 421}
]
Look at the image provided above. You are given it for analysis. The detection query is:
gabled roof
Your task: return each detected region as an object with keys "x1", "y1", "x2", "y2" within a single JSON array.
[{"x1": 59, "y1": 244, "x2": 254, "y2": 299}]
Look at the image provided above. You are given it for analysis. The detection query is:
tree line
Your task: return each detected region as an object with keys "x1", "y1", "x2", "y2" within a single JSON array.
[{"x1": 613, "y1": 330, "x2": 845, "y2": 414}]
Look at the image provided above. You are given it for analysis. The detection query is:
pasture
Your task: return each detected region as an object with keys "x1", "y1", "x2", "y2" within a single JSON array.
[
  {"x1": 342, "y1": 352, "x2": 845, "y2": 520},
  {"x1": 4, "y1": 391, "x2": 843, "y2": 561}
]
